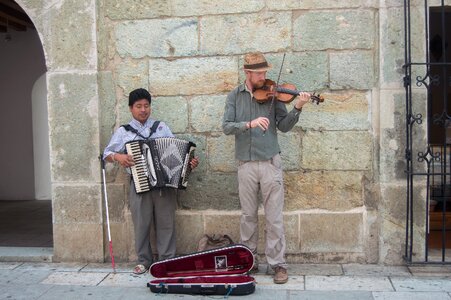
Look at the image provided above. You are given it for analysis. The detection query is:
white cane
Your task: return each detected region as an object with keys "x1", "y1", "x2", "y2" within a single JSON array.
[{"x1": 100, "y1": 155, "x2": 116, "y2": 273}]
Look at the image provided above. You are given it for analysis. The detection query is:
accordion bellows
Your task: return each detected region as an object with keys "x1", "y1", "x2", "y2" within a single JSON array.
[{"x1": 125, "y1": 138, "x2": 196, "y2": 193}]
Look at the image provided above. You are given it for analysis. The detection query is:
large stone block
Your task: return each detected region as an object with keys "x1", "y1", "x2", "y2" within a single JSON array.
[
  {"x1": 380, "y1": 6, "x2": 426, "y2": 88},
  {"x1": 191, "y1": 95, "x2": 227, "y2": 133},
  {"x1": 46, "y1": 0, "x2": 97, "y2": 70},
  {"x1": 116, "y1": 59, "x2": 149, "y2": 94},
  {"x1": 53, "y1": 223, "x2": 104, "y2": 262},
  {"x1": 115, "y1": 18, "x2": 198, "y2": 58},
  {"x1": 151, "y1": 96, "x2": 188, "y2": 134},
  {"x1": 302, "y1": 131, "x2": 372, "y2": 170},
  {"x1": 267, "y1": 0, "x2": 378, "y2": 10},
  {"x1": 50, "y1": 132, "x2": 100, "y2": 182},
  {"x1": 379, "y1": 92, "x2": 427, "y2": 183},
  {"x1": 330, "y1": 51, "x2": 375, "y2": 90},
  {"x1": 285, "y1": 171, "x2": 364, "y2": 211},
  {"x1": 103, "y1": 183, "x2": 127, "y2": 223},
  {"x1": 180, "y1": 173, "x2": 240, "y2": 210},
  {"x1": 53, "y1": 184, "x2": 102, "y2": 224},
  {"x1": 116, "y1": 97, "x2": 132, "y2": 127},
  {"x1": 47, "y1": 73, "x2": 99, "y2": 135},
  {"x1": 200, "y1": 12, "x2": 291, "y2": 55},
  {"x1": 363, "y1": 209, "x2": 379, "y2": 263},
  {"x1": 174, "y1": 134, "x2": 207, "y2": 173},
  {"x1": 238, "y1": 52, "x2": 328, "y2": 92},
  {"x1": 105, "y1": 220, "x2": 135, "y2": 262},
  {"x1": 47, "y1": 73, "x2": 100, "y2": 181},
  {"x1": 381, "y1": 184, "x2": 426, "y2": 229},
  {"x1": 148, "y1": 57, "x2": 238, "y2": 96},
  {"x1": 175, "y1": 213, "x2": 206, "y2": 254},
  {"x1": 201, "y1": 212, "x2": 299, "y2": 255},
  {"x1": 204, "y1": 213, "x2": 241, "y2": 246},
  {"x1": 98, "y1": 71, "x2": 117, "y2": 151},
  {"x1": 207, "y1": 134, "x2": 236, "y2": 172},
  {"x1": 300, "y1": 212, "x2": 363, "y2": 253},
  {"x1": 171, "y1": 0, "x2": 264, "y2": 16},
  {"x1": 279, "y1": 132, "x2": 302, "y2": 171},
  {"x1": 104, "y1": 0, "x2": 170, "y2": 20},
  {"x1": 296, "y1": 91, "x2": 370, "y2": 131},
  {"x1": 293, "y1": 10, "x2": 375, "y2": 51},
  {"x1": 284, "y1": 213, "x2": 300, "y2": 254}
]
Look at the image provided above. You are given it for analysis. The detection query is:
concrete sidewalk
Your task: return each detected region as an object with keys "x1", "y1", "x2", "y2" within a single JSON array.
[{"x1": 1, "y1": 259, "x2": 451, "y2": 300}]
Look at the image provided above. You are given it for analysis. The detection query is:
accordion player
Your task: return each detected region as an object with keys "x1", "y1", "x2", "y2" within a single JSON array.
[{"x1": 125, "y1": 137, "x2": 196, "y2": 194}]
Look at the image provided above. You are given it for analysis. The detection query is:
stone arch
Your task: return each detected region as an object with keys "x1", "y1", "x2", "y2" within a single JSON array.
[{"x1": 16, "y1": 0, "x2": 104, "y2": 262}]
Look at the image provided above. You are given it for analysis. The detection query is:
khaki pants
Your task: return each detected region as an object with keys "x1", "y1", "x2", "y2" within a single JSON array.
[
  {"x1": 129, "y1": 182, "x2": 177, "y2": 268},
  {"x1": 237, "y1": 154, "x2": 287, "y2": 268}
]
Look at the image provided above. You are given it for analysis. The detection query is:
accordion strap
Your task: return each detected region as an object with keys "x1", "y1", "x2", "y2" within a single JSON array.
[{"x1": 122, "y1": 121, "x2": 160, "y2": 140}]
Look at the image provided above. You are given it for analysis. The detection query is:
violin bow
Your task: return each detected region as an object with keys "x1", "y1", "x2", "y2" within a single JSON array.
[{"x1": 266, "y1": 53, "x2": 286, "y2": 119}]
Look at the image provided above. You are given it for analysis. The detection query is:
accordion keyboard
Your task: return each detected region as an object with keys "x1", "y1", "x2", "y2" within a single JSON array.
[{"x1": 125, "y1": 141, "x2": 151, "y2": 193}]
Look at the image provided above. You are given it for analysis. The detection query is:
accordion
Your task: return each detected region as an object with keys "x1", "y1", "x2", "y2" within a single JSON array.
[{"x1": 125, "y1": 138, "x2": 196, "y2": 194}]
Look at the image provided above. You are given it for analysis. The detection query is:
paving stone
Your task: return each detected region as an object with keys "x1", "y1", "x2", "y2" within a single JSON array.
[
  {"x1": 0, "y1": 246, "x2": 52, "y2": 262},
  {"x1": 373, "y1": 291, "x2": 451, "y2": 300},
  {"x1": 253, "y1": 274, "x2": 304, "y2": 290},
  {"x1": 343, "y1": 264, "x2": 411, "y2": 276},
  {"x1": 305, "y1": 276, "x2": 394, "y2": 291},
  {"x1": 391, "y1": 277, "x2": 451, "y2": 292},
  {"x1": 0, "y1": 269, "x2": 53, "y2": 285},
  {"x1": 33, "y1": 285, "x2": 129, "y2": 300},
  {"x1": 290, "y1": 290, "x2": 374, "y2": 300},
  {"x1": 16, "y1": 262, "x2": 87, "y2": 272},
  {"x1": 240, "y1": 288, "x2": 288, "y2": 299},
  {"x1": 81, "y1": 262, "x2": 135, "y2": 273},
  {"x1": 98, "y1": 272, "x2": 150, "y2": 287},
  {"x1": 289, "y1": 264, "x2": 343, "y2": 276},
  {"x1": 0, "y1": 283, "x2": 53, "y2": 300},
  {"x1": 0, "y1": 262, "x2": 22, "y2": 270},
  {"x1": 408, "y1": 265, "x2": 451, "y2": 277},
  {"x1": 41, "y1": 272, "x2": 108, "y2": 286}
]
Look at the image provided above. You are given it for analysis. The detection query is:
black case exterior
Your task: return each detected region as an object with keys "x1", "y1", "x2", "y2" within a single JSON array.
[{"x1": 147, "y1": 244, "x2": 256, "y2": 296}]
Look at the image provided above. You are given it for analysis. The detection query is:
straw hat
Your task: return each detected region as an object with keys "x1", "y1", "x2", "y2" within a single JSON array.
[{"x1": 243, "y1": 52, "x2": 272, "y2": 72}]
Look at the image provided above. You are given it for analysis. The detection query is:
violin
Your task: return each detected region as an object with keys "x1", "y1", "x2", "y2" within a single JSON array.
[{"x1": 253, "y1": 79, "x2": 324, "y2": 105}]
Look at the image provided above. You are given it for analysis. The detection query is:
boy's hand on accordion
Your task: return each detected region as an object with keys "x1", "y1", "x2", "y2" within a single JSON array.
[
  {"x1": 190, "y1": 157, "x2": 199, "y2": 169},
  {"x1": 115, "y1": 153, "x2": 135, "y2": 168}
]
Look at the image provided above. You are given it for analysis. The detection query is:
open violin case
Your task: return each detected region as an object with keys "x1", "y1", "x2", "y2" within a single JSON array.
[{"x1": 147, "y1": 244, "x2": 256, "y2": 296}]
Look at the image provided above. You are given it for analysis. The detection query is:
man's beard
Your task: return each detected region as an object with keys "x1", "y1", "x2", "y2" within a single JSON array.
[{"x1": 253, "y1": 80, "x2": 265, "y2": 89}]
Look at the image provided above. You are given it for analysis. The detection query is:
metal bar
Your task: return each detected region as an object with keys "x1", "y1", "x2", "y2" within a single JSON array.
[
  {"x1": 439, "y1": 1, "x2": 448, "y2": 263},
  {"x1": 404, "y1": 0, "x2": 412, "y2": 262}
]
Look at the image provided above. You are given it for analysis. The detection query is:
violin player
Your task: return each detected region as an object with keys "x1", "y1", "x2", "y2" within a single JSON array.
[{"x1": 222, "y1": 52, "x2": 311, "y2": 284}]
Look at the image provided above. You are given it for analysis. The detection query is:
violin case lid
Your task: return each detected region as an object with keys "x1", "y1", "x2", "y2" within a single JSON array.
[{"x1": 147, "y1": 244, "x2": 256, "y2": 295}]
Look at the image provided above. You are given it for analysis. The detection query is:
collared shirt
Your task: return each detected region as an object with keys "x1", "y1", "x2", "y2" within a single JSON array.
[
  {"x1": 222, "y1": 83, "x2": 301, "y2": 161},
  {"x1": 103, "y1": 117, "x2": 174, "y2": 160}
]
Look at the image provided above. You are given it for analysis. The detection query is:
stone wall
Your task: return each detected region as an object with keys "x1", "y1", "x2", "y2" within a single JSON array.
[
  {"x1": 97, "y1": 0, "x2": 379, "y2": 264},
  {"x1": 16, "y1": 0, "x2": 438, "y2": 264}
]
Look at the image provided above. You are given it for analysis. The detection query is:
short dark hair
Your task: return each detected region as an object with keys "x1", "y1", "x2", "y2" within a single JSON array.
[{"x1": 129, "y1": 88, "x2": 151, "y2": 107}]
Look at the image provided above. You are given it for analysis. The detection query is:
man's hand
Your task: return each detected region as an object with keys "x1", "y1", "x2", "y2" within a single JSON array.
[
  {"x1": 248, "y1": 117, "x2": 270, "y2": 130},
  {"x1": 115, "y1": 153, "x2": 135, "y2": 168},
  {"x1": 190, "y1": 157, "x2": 199, "y2": 169},
  {"x1": 294, "y1": 92, "x2": 311, "y2": 110}
]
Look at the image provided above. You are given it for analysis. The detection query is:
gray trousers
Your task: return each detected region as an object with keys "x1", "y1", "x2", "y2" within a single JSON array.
[
  {"x1": 129, "y1": 182, "x2": 177, "y2": 268},
  {"x1": 237, "y1": 154, "x2": 287, "y2": 268}
]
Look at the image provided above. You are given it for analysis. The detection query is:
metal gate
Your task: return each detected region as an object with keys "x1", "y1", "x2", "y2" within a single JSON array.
[{"x1": 404, "y1": 1, "x2": 451, "y2": 263}]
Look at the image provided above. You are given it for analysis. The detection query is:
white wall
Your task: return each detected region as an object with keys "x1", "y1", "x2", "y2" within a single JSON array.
[
  {"x1": 0, "y1": 29, "x2": 46, "y2": 200},
  {"x1": 32, "y1": 73, "x2": 50, "y2": 200}
]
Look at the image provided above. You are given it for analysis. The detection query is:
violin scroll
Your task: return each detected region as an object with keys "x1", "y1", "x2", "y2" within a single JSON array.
[{"x1": 310, "y1": 92, "x2": 324, "y2": 105}]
